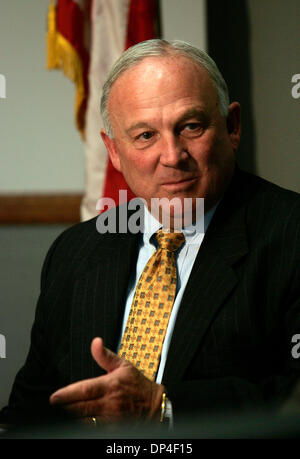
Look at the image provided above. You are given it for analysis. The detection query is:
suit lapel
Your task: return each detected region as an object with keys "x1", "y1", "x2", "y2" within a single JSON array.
[
  {"x1": 70, "y1": 229, "x2": 140, "y2": 382},
  {"x1": 163, "y1": 169, "x2": 250, "y2": 383},
  {"x1": 94, "y1": 233, "x2": 140, "y2": 353}
]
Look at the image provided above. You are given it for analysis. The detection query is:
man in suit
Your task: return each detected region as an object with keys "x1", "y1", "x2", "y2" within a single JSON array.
[{"x1": 1, "y1": 39, "x2": 300, "y2": 429}]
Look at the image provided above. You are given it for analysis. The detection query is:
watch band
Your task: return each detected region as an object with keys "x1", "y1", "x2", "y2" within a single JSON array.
[{"x1": 160, "y1": 392, "x2": 172, "y2": 425}]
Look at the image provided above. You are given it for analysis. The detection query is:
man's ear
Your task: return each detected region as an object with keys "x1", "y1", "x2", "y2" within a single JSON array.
[
  {"x1": 226, "y1": 102, "x2": 241, "y2": 151},
  {"x1": 100, "y1": 130, "x2": 121, "y2": 172}
]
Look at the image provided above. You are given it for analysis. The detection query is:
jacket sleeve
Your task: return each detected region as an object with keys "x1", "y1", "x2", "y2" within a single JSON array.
[{"x1": 0, "y1": 230, "x2": 72, "y2": 427}]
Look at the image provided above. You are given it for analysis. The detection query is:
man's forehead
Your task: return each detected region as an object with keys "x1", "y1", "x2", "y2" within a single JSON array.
[
  {"x1": 110, "y1": 55, "x2": 211, "y2": 95},
  {"x1": 108, "y1": 55, "x2": 215, "y2": 114}
]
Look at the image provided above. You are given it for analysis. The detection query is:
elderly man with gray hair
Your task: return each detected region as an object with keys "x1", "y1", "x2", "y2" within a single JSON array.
[{"x1": 1, "y1": 39, "x2": 300, "y2": 431}]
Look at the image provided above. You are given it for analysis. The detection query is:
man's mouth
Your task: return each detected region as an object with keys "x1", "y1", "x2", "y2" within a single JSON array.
[{"x1": 161, "y1": 177, "x2": 199, "y2": 190}]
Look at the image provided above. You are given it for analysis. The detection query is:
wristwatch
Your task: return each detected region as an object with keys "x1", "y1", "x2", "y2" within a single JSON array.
[{"x1": 160, "y1": 392, "x2": 173, "y2": 425}]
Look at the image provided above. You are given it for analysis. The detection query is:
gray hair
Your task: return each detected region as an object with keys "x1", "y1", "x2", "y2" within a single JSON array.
[{"x1": 100, "y1": 39, "x2": 230, "y2": 137}]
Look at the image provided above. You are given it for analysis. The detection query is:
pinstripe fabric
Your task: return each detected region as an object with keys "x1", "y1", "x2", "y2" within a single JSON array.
[{"x1": 1, "y1": 167, "x2": 300, "y2": 423}]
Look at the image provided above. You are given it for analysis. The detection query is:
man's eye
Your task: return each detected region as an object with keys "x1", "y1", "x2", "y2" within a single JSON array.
[
  {"x1": 180, "y1": 123, "x2": 204, "y2": 137},
  {"x1": 137, "y1": 131, "x2": 154, "y2": 141},
  {"x1": 184, "y1": 123, "x2": 201, "y2": 131}
]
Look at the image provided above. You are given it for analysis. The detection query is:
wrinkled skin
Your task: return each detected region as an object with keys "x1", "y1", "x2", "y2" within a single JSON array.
[{"x1": 50, "y1": 337, "x2": 165, "y2": 424}]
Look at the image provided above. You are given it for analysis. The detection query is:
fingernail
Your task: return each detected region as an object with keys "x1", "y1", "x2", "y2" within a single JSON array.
[{"x1": 50, "y1": 394, "x2": 60, "y2": 404}]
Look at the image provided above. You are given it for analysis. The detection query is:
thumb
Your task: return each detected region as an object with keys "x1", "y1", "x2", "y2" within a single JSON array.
[{"x1": 91, "y1": 337, "x2": 122, "y2": 373}]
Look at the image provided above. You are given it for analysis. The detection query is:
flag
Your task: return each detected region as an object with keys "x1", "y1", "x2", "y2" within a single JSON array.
[
  {"x1": 102, "y1": 0, "x2": 159, "y2": 210},
  {"x1": 47, "y1": 0, "x2": 91, "y2": 137},
  {"x1": 47, "y1": 0, "x2": 159, "y2": 221}
]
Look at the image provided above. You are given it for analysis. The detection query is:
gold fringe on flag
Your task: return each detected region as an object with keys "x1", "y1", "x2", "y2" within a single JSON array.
[
  {"x1": 46, "y1": 0, "x2": 86, "y2": 138},
  {"x1": 46, "y1": 0, "x2": 57, "y2": 69}
]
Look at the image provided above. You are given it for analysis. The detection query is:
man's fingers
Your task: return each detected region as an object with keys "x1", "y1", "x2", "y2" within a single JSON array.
[
  {"x1": 58, "y1": 399, "x2": 98, "y2": 418},
  {"x1": 49, "y1": 339, "x2": 123, "y2": 406},
  {"x1": 91, "y1": 337, "x2": 123, "y2": 373},
  {"x1": 50, "y1": 376, "x2": 105, "y2": 405},
  {"x1": 56, "y1": 398, "x2": 125, "y2": 423}
]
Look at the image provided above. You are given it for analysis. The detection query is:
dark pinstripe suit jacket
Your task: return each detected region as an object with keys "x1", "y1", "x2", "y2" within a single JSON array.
[{"x1": 2, "y1": 167, "x2": 300, "y2": 423}]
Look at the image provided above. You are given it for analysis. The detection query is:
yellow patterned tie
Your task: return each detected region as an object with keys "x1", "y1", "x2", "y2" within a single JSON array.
[{"x1": 118, "y1": 229, "x2": 185, "y2": 381}]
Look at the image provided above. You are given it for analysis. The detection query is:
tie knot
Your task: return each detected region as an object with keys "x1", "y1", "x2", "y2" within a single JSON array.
[{"x1": 155, "y1": 229, "x2": 185, "y2": 252}]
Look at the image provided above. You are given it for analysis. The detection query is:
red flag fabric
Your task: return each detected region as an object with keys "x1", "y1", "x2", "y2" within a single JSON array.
[
  {"x1": 47, "y1": 0, "x2": 159, "y2": 219},
  {"x1": 102, "y1": 0, "x2": 158, "y2": 206},
  {"x1": 126, "y1": 0, "x2": 158, "y2": 48}
]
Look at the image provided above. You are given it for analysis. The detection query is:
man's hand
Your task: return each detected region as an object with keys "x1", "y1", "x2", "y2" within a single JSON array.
[{"x1": 49, "y1": 337, "x2": 165, "y2": 424}]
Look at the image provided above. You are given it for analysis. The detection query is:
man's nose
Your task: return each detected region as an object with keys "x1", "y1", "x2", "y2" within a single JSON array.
[{"x1": 159, "y1": 134, "x2": 188, "y2": 167}]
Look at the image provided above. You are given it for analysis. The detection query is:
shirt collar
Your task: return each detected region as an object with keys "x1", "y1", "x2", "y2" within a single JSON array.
[{"x1": 142, "y1": 200, "x2": 220, "y2": 248}]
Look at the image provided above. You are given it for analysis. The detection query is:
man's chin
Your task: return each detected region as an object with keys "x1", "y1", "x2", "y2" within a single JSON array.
[{"x1": 147, "y1": 195, "x2": 204, "y2": 230}]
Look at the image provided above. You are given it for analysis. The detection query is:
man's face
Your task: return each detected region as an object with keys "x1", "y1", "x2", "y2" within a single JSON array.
[{"x1": 101, "y1": 56, "x2": 241, "y2": 220}]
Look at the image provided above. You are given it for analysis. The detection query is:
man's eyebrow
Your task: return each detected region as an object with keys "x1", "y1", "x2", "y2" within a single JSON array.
[
  {"x1": 177, "y1": 108, "x2": 208, "y2": 124},
  {"x1": 126, "y1": 122, "x2": 152, "y2": 134}
]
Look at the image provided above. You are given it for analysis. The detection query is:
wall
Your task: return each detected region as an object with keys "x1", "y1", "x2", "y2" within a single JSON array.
[
  {"x1": 0, "y1": 0, "x2": 85, "y2": 193},
  {"x1": 160, "y1": 0, "x2": 206, "y2": 50},
  {"x1": 248, "y1": 0, "x2": 299, "y2": 192}
]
